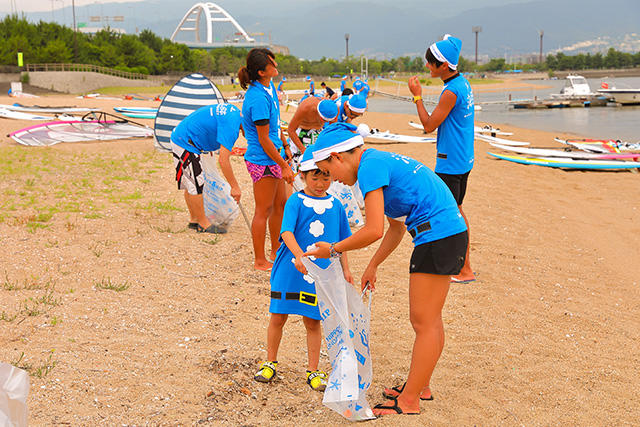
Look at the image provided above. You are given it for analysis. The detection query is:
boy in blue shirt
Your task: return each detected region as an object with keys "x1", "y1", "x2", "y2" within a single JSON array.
[{"x1": 408, "y1": 34, "x2": 476, "y2": 283}]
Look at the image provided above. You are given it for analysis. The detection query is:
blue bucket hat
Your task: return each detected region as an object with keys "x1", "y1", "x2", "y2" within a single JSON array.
[
  {"x1": 317, "y1": 99, "x2": 338, "y2": 121},
  {"x1": 346, "y1": 94, "x2": 367, "y2": 114},
  {"x1": 429, "y1": 34, "x2": 462, "y2": 70},
  {"x1": 312, "y1": 122, "x2": 364, "y2": 163},
  {"x1": 298, "y1": 145, "x2": 318, "y2": 172}
]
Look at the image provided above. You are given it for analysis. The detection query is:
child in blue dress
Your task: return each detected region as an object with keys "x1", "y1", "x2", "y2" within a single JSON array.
[{"x1": 254, "y1": 148, "x2": 353, "y2": 391}]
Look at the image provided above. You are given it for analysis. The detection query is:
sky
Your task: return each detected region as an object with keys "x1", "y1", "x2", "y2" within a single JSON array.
[{"x1": 1, "y1": 0, "x2": 145, "y2": 13}]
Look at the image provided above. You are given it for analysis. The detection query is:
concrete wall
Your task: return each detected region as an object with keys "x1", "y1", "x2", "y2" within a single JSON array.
[
  {"x1": 27, "y1": 71, "x2": 165, "y2": 94},
  {"x1": 0, "y1": 73, "x2": 21, "y2": 83}
]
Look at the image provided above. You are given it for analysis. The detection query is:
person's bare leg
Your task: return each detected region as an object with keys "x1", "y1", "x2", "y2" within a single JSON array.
[
  {"x1": 252, "y1": 177, "x2": 277, "y2": 270},
  {"x1": 452, "y1": 205, "x2": 475, "y2": 281},
  {"x1": 266, "y1": 313, "x2": 288, "y2": 362},
  {"x1": 374, "y1": 273, "x2": 450, "y2": 416},
  {"x1": 184, "y1": 192, "x2": 211, "y2": 229},
  {"x1": 302, "y1": 316, "x2": 322, "y2": 371},
  {"x1": 267, "y1": 179, "x2": 286, "y2": 261}
]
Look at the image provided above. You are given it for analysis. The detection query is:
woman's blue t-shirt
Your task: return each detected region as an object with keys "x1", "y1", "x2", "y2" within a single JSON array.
[
  {"x1": 170, "y1": 104, "x2": 240, "y2": 154},
  {"x1": 242, "y1": 80, "x2": 282, "y2": 165},
  {"x1": 435, "y1": 74, "x2": 475, "y2": 174},
  {"x1": 357, "y1": 149, "x2": 467, "y2": 245}
]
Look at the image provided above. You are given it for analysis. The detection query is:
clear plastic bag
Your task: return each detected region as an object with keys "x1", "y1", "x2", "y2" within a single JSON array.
[
  {"x1": 0, "y1": 363, "x2": 29, "y2": 427},
  {"x1": 200, "y1": 152, "x2": 239, "y2": 231},
  {"x1": 327, "y1": 182, "x2": 364, "y2": 227},
  {"x1": 302, "y1": 258, "x2": 374, "y2": 421}
]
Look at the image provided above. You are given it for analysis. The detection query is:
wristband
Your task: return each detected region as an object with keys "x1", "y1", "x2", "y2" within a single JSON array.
[
  {"x1": 329, "y1": 242, "x2": 342, "y2": 258},
  {"x1": 413, "y1": 95, "x2": 422, "y2": 103}
]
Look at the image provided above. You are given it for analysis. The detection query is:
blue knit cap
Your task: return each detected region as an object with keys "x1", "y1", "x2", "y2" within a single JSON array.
[
  {"x1": 317, "y1": 99, "x2": 338, "y2": 121},
  {"x1": 346, "y1": 94, "x2": 367, "y2": 114},
  {"x1": 429, "y1": 34, "x2": 462, "y2": 70},
  {"x1": 298, "y1": 145, "x2": 318, "y2": 172},
  {"x1": 312, "y1": 122, "x2": 364, "y2": 163}
]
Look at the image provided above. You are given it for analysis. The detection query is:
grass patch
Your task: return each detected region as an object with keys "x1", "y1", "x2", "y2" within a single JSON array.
[
  {"x1": 97, "y1": 85, "x2": 170, "y2": 95},
  {"x1": 12, "y1": 351, "x2": 58, "y2": 379},
  {"x1": 202, "y1": 237, "x2": 220, "y2": 246},
  {"x1": 152, "y1": 225, "x2": 187, "y2": 234},
  {"x1": 21, "y1": 289, "x2": 60, "y2": 317},
  {"x1": 140, "y1": 200, "x2": 181, "y2": 214},
  {"x1": 95, "y1": 278, "x2": 130, "y2": 292},
  {"x1": 2, "y1": 273, "x2": 49, "y2": 291},
  {"x1": 84, "y1": 212, "x2": 104, "y2": 219},
  {"x1": 0, "y1": 311, "x2": 17, "y2": 322}
]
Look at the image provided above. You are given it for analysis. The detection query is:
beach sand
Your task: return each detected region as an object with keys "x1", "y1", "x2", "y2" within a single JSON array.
[{"x1": 0, "y1": 92, "x2": 638, "y2": 426}]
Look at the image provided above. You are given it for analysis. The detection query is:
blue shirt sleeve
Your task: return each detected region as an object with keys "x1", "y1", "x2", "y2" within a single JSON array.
[
  {"x1": 250, "y1": 93, "x2": 271, "y2": 123},
  {"x1": 357, "y1": 155, "x2": 390, "y2": 196},
  {"x1": 280, "y1": 194, "x2": 300, "y2": 235}
]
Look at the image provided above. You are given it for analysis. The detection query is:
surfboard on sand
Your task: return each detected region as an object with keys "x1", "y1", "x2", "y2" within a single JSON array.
[
  {"x1": 489, "y1": 143, "x2": 640, "y2": 160},
  {"x1": 114, "y1": 107, "x2": 158, "y2": 119},
  {"x1": 365, "y1": 128, "x2": 436, "y2": 144},
  {"x1": 475, "y1": 133, "x2": 530, "y2": 146},
  {"x1": 488, "y1": 152, "x2": 640, "y2": 170},
  {"x1": 154, "y1": 73, "x2": 226, "y2": 152}
]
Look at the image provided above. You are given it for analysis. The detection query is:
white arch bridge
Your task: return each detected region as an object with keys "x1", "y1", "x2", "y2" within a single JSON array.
[{"x1": 171, "y1": 2, "x2": 269, "y2": 49}]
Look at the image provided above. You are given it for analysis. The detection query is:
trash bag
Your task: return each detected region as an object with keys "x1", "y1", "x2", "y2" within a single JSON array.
[
  {"x1": 0, "y1": 363, "x2": 29, "y2": 427},
  {"x1": 200, "y1": 152, "x2": 239, "y2": 231},
  {"x1": 302, "y1": 258, "x2": 374, "y2": 421},
  {"x1": 327, "y1": 182, "x2": 364, "y2": 227},
  {"x1": 351, "y1": 182, "x2": 365, "y2": 210}
]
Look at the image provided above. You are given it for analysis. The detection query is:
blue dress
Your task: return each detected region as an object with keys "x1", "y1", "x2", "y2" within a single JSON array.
[{"x1": 270, "y1": 191, "x2": 352, "y2": 319}]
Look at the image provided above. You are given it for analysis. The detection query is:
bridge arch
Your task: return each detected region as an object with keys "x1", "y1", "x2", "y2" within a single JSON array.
[{"x1": 170, "y1": 2, "x2": 255, "y2": 45}]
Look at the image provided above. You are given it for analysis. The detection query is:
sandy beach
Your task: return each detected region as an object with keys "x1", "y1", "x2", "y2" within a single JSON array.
[{"x1": 0, "y1": 89, "x2": 639, "y2": 426}]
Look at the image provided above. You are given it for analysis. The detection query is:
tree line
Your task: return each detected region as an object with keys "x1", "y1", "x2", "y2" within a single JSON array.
[{"x1": 1, "y1": 15, "x2": 638, "y2": 76}]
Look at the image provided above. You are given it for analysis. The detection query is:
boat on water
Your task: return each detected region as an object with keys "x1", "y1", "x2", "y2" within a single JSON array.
[
  {"x1": 597, "y1": 82, "x2": 640, "y2": 105},
  {"x1": 549, "y1": 75, "x2": 608, "y2": 105}
]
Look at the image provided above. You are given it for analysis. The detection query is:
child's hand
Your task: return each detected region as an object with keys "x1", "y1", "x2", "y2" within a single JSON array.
[
  {"x1": 343, "y1": 269, "x2": 354, "y2": 285},
  {"x1": 360, "y1": 265, "x2": 377, "y2": 292},
  {"x1": 294, "y1": 256, "x2": 308, "y2": 275}
]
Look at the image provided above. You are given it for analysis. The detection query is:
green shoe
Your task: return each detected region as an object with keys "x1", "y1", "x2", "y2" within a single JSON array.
[
  {"x1": 254, "y1": 361, "x2": 277, "y2": 383},
  {"x1": 306, "y1": 370, "x2": 327, "y2": 391}
]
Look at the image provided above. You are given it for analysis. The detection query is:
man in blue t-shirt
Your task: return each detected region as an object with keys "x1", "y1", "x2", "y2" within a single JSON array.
[
  {"x1": 171, "y1": 103, "x2": 243, "y2": 233},
  {"x1": 408, "y1": 34, "x2": 476, "y2": 283},
  {"x1": 306, "y1": 76, "x2": 315, "y2": 95}
]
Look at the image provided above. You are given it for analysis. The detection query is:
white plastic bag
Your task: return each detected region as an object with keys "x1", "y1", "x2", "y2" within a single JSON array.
[
  {"x1": 351, "y1": 182, "x2": 365, "y2": 210},
  {"x1": 302, "y1": 258, "x2": 374, "y2": 422},
  {"x1": 200, "y1": 152, "x2": 239, "y2": 231},
  {"x1": 328, "y1": 182, "x2": 364, "y2": 227},
  {"x1": 0, "y1": 363, "x2": 29, "y2": 427}
]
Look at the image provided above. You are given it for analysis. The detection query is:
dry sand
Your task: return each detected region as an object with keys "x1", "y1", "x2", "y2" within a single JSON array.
[{"x1": 0, "y1": 90, "x2": 639, "y2": 426}]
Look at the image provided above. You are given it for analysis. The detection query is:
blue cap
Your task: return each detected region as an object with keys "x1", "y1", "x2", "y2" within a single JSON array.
[
  {"x1": 299, "y1": 145, "x2": 318, "y2": 171},
  {"x1": 281, "y1": 76, "x2": 287, "y2": 82},
  {"x1": 429, "y1": 34, "x2": 462, "y2": 70},
  {"x1": 346, "y1": 94, "x2": 367, "y2": 114},
  {"x1": 342, "y1": 75, "x2": 348, "y2": 80},
  {"x1": 305, "y1": 76, "x2": 312, "y2": 81},
  {"x1": 312, "y1": 122, "x2": 364, "y2": 163},
  {"x1": 353, "y1": 80, "x2": 364, "y2": 90},
  {"x1": 317, "y1": 99, "x2": 338, "y2": 121}
]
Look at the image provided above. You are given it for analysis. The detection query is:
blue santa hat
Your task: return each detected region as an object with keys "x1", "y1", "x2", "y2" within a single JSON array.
[
  {"x1": 341, "y1": 75, "x2": 348, "y2": 80},
  {"x1": 317, "y1": 99, "x2": 338, "y2": 121},
  {"x1": 305, "y1": 76, "x2": 312, "y2": 81},
  {"x1": 298, "y1": 145, "x2": 318, "y2": 172},
  {"x1": 353, "y1": 79, "x2": 364, "y2": 90},
  {"x1": 429, "y1": 34, "x2": 462, "y2": 70},
  {"x1": 312, "y1": 122, "x2": 364, "y2": 163},
  {"x1": 281, "y1": 76, "x2": 287, "y2": 82},
  {"x1": 346, "y1": 94, "x2": 367, "y2": 114}
]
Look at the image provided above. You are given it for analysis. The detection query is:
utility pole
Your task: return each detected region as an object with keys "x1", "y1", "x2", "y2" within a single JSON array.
[
  {"x1": 539, "y1": 30, "x2": 544, "y2": 64},
  {"x1": 345, "y1": 33, "x2": 350, "y2": 58},
  {"x1": 472, "y1": 26, "x2": 482, "y2": 64},
  {"x1": 72, "y1": 0, "x2": 78, "y2": 62}
]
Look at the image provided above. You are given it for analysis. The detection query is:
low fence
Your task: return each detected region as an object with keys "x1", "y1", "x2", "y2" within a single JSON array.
[{"x1": 25, "y1": 63, "x2": 149, "y2": 80}]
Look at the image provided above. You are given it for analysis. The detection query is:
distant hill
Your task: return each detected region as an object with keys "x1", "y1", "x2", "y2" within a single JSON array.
[{"x1": 19, "y1": 0, "x2": 640, "y2": 59}]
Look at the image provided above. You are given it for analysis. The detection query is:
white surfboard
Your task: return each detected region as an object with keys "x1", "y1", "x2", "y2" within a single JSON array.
[
  {"x1": 365, "y1": 129, "x2": 436, "y2": 144},
  {"x1": 475, "y1": 133, "x2": 530, "y2": 146}
]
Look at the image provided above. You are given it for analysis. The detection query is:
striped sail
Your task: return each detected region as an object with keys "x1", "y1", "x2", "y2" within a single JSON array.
[{"x1": 153, "y1": 73, "x2": 226, "y2": 152}]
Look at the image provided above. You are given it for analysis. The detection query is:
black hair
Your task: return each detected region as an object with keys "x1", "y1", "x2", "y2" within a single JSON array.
[
  {"x1": 322, "y1": 146, "x2": 360, "y2": 163},
  {"x1": 425, "y1": 47, "x2": 456, "y2": 72},
  {"x1": 341, "y1": 88, "x2": 354, "y2": 96},
  {"x1": 302, "y1": 169, "x2": 330, "y2": 177},
  {"x1": 320, "y1": 82, "x2": 326, "y2": 86},
  {"x1": 238, "y1": 48, "x2": 275, "y2": 89}
]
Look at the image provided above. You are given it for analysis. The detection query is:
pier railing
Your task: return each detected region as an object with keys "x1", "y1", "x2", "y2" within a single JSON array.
[{"x1": 25, "y1": 63, "x2": 149, "y2": 80}]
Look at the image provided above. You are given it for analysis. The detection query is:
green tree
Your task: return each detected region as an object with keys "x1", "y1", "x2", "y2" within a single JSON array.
[{"x1": 39, "y1": 39, "x2": 72, "y2": 63}]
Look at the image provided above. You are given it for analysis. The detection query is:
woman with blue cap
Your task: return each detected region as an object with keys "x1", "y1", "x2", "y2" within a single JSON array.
[
  {"x1": 238, "y1": 48, "x2": 294, "y2": 271},
  {"x1": 409, "y1": 34, "x2": 476, "y2": 283},
  {"x1": 306, "y1": 76, "x2": 315, "y2": 96},
  {"x1": 304, "y1": 122, "x2": 468, "y2": 417}
]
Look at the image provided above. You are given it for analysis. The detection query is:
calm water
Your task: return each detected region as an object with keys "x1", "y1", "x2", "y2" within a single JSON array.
[{"x1": 369, "y1": 77, "x2": 640, "y2": 142}]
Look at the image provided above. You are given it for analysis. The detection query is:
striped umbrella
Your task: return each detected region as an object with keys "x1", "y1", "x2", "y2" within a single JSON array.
[{"x1": 153, "y1": 73, "x2": 226, "y2": 152}]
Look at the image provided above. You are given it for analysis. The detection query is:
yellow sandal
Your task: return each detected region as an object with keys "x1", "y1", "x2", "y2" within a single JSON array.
[
  {"x1": 306, "y1": 370, "x2": 327, "y2": 391},
  {"x1": 254, "y1": 361, "x2": 277, "y2": 383}
]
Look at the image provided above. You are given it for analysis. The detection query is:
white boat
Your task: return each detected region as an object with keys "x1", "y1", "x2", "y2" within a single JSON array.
[
  {"x1": 550, "y1": 75, "x2": 599, "y2": 100},
  {"x1": 597, "y1": 83, "x2": 640, "y2": 105}
]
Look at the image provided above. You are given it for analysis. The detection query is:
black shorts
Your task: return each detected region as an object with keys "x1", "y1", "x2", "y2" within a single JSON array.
[
  {"x1": 436, "y1": 171, "x2": 470, "y2": 206},
  {"x1": 409, "y1": 231, "x2": 468, "y2": 275}
]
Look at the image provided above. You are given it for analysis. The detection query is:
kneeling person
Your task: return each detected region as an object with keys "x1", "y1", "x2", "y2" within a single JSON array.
[{"x1": 286, "y1": 98, "x2": 338, "y2": 155}]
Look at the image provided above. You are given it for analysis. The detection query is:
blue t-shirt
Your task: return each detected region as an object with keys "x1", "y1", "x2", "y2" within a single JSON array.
[
  {"x1": 242, "y1": 80, "x2": 282, "y2": 165},
  {"x1": 435, "y1": 74, "x2": 475, "y2": 174},
  {"x1": 277, "y1": 80, "x2": 285, "y2": 91},
  {"x1": 170, "y1": 103, "x2": 241, "y2": 154},
  {"x1": 357, "y1": 149, "x2": 467, "y2": 245},
  {"x1": 270, "y1": 192, "x2": 352, "y2": 319},
  {"x1": 340, "y1": 80, "x2": 346, "y2": 91},
  {"x1": 360, "y1": 83, "x2": 370, "y2": 97},
  {"x1": 353, "y1": 80, "x2": 363, "y2": 92},
  {"x1": 309, "y1": 80, "x2": 315, "y2": 94},
  {"x1": 336, "y1": 95, "x2": 349, "y2": 123}
]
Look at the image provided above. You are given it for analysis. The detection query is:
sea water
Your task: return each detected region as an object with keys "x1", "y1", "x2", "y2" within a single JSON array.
[{"x1": 368, "y1": 77, "x2": 640, "y2": 142}]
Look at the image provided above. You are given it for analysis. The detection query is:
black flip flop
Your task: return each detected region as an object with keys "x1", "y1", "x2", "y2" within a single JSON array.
[
  {"x1": 382, "y1": 382, "x2": 434, "y2": 401},
  {"x1": 196, "y1": 224, "x2": 228, "y2": 234},
  {"x1": 373, "y1": 397, "x2": 419, "y2": 416},
  {"x1": 188, "y1": 222, "x2": 198, "y2": 230}
]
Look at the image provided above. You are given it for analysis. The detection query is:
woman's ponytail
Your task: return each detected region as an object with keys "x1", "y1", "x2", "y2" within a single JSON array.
[{"x1": 238, "y1": 66, "x2": 250, "y2": 89}]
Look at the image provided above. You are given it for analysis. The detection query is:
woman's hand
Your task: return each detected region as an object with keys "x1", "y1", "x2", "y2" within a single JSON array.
[
  {"x1": 294, "y1": 256, "x2": 308, "y2": 275},
  {"x1": 408, "y1": 76, "x2": 422, "y2": 96},
  {"x1": 284, "y1": 145, "x2": 293, "y2": 162},
  {"x1": 230, "y1": 185, "x2": 241, "y2": 203},
  {"x1": 360, "y1": 264, "x2": 378, "y2": 291},
  {"x1": 281, "y1": 163, "x2": 294, "y2": 185},
  {"x1": 303, "y1": 241, "x2": 330, "y2": 259}
]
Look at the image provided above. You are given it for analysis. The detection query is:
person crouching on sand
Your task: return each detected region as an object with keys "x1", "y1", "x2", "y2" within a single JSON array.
[
  {"x1": 239, "y1": 48, "x2": 294, "y2": 271},
  {"x1": 286, "y1": 98, "x2": 338, "y2": 157},
  {"x1": 254, "y1": 146, "x2": 353, "y2": 391},
  {"x1": 305, "y1": 122, "x2": 468, "y2": 416},
  {"x1": 408, "y1": 34, "x2": 476, "y2": 283},
  {"x1": 170, "y1": 103, "x2": 243, "y2": 233}
]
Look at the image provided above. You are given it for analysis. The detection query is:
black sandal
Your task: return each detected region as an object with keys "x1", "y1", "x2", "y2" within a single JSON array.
[
  {"x1": 188, "y1": 222, "x2": 198, "y2": 230},
  {"x1": 196, "y1": 224, "x2": 227, "y2": 234},
  {"x1": 382, "y1": 382, "x2": 434, "y2": 401},
  {"x1": 373, "y1": 396, "x2": 419, "y2": 416}
]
